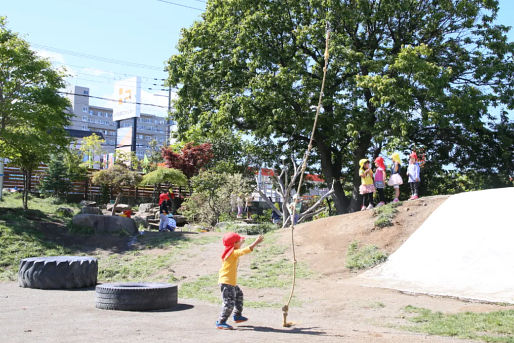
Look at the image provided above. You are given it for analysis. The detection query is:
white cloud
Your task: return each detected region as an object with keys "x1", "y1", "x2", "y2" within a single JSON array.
[{"x1": 35, "y1": 49, "x2": 66, "y2": 63}]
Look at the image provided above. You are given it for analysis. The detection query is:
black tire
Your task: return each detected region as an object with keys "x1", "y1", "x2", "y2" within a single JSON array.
[
  {"x1": 18, "y1": 256, "x2": 98, "y2": 289},
  {"x1": 95, "y1": 282, "x2": 178, "y2": 311}
]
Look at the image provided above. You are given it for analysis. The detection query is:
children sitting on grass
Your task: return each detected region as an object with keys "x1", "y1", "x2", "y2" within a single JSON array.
[
  {"x1": 165, "y1": 213, "x2": 176, "y2": 232},
  {"x1": 216, "y1": 233, "x2": 264, "y2": 330}
]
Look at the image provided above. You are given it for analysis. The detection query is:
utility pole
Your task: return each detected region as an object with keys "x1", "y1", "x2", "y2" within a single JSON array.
[
  {"x1": 0, "y1": 158, "x2": 4, "y2": 201},
  {"x1": 166, "y1": 85, "x2": 172, "y2": 146}
]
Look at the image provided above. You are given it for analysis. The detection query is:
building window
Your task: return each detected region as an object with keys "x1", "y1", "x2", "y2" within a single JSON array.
[
  {"x1": 89, "y1": 110, "x2": 93, "y2": 115},
  {"x1": 82, "y1": 125, "x2": 88, "y2": 130},
  {"x1": 82, "y1": 106, "x2": 88, "y2": 113},
  {"x1": 82, "y1": 116, "x2": 87, "y2": 121},
  {"x1": 83, "y1": 89, "x2": 89, "y2": 95}
]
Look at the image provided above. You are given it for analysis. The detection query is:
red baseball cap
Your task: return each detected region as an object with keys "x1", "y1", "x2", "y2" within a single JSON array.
[{"x1": 221, "y1": 232, "x2": 245, "y2": 260}]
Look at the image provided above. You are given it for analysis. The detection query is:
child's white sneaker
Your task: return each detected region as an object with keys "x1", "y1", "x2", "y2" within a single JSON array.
[
  {"x1": 366, "y1": 204, "x2": 374, "y2": 210},
  {"x1": 361, "y1": 206, "x2": 366, "y2": 211},
  {"x1": 376, "y1": 202, "x2": 385, "y2": 207}
]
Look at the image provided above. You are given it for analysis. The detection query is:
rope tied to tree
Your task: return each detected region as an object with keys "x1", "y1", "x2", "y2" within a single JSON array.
[{"x1": 282, "y1": 21, "x2": 331, "y2": 327}]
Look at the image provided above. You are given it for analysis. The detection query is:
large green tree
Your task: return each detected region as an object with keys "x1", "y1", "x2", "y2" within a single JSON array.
[
  {"x1": 167, "y1": 0, "x2": 513, "y2": 213},
  {"x1": 0, "y1": 17, "x2": 71, "y2": 208}
]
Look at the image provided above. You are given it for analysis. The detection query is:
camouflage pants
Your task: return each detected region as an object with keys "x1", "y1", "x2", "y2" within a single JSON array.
[{"x1": 218, "y1": 284, "x2": 243, "y2": 322}]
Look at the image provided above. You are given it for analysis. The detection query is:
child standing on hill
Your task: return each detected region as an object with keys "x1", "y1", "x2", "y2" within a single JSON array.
[
  {"x1": 216, "y1": 233, "x2": 264, "y2": 330},
  {"x1": 407, "y1": 152, "x2": 421, "y2": 200},
  {"x1": 374, "y1": 156, "x2": 386, "y2": 207},
  {"x1": 387, "y1": 153, "x2": 403, "y2": 202},
  {"x1": 359, "y1": 159, "x2": 375, "y2": 210}
]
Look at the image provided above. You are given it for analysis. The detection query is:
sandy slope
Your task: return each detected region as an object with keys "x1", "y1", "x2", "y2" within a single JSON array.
[{"x1": 360, "y1": 188, "x2": 514, "y2": 304}]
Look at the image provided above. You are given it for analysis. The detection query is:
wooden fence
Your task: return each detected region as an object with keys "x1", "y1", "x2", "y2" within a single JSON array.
[{"x1": 2, "y1": 164, "x2": 187, "y2": 205}]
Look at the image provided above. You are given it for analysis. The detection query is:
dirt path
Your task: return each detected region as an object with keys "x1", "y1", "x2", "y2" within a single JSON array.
[{"x1": 2, "y1": 278, "x2": 507, "y2": 343}]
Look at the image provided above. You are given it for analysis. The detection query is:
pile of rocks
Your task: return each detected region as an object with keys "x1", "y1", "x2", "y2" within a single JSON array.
[
  {"x1": 72, "y1": 201, "x2": 187, "y2": 232},
  {"x1": 72, "y1": 200, "x2": 138, "y2": 235}
]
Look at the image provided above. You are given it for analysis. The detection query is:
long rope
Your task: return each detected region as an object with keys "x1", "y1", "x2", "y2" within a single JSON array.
[{"x1": 282, "y1": 22, "x2": 331, "y2": 327}]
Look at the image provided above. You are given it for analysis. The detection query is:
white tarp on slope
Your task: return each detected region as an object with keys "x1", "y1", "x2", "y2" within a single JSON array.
[{"x1": 360, "y1": 187, "x2": 514, "y2": 304}]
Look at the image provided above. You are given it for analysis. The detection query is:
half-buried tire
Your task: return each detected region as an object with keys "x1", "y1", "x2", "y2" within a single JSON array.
[
  {"x1": 95, "y1": 283, "x2": 178, "y2": 311},
  {"x1": 18, "y1": 256, "x2": 98, "y2": 289}
]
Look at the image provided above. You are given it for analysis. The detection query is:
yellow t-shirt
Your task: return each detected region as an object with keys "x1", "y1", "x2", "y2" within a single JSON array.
[
  {"x1": 218, "y1": 247, "x2": 252, "y2": 286},
  {"x1": 359, "y1": 169, "x2": 373, "y2": 185}
]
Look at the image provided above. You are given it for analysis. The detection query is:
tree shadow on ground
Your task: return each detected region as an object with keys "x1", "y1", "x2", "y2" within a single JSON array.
[{"x1": 237, "y1": 325, "x2": 329, "y2": 336}]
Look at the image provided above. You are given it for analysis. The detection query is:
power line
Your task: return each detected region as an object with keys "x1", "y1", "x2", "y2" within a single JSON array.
[
  {"x1": 65, "y1": 76, "x2": 167, "y2": 94},
  {"x1": 156, "y1": 0, "x2": 204, "y2": 11},
  {"x1": 50, "y1": 61, "x2": 166, "y2": 83},
  {"x1": 32, "y1": 43, "x2": 165, "y2": 71},
  {"x1": 59, "y1": 91, "x2": 169, "y2": 109}
]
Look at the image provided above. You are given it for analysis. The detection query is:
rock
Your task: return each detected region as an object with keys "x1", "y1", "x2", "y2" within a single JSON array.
[
  {"x1": 138, "y1": 203, "x2": 155, "y2": 213},
  {"x1": 106, "y1": 203, "x2": 131, "y2": 213},
  {"x1": 173, "y1": 215, "x2": 187, "y2": 226},
  {"x1": 56, "y1": 207, "x2": 74, "y2": 217},
  {"x1": 80, "y1": 200, "x2": 97, "y2": 207},
  {"x1": 133, "y1": 215, "x2": 149, "y2": 228},
  {"x1": 81, "y1": 206, "x2": 102, "y2": 215},
  {"x1": 72, "y1": 214, "x2": 138, "y2": 235}
]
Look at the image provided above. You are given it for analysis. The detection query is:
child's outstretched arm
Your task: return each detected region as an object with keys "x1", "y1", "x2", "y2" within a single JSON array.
[{"x1": 249, "y1": 235, "x2": 264, "y2": 251}]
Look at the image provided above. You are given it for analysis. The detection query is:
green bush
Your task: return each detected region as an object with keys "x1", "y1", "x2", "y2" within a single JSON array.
[
  {"x1": 346, "y1": 241, "x2": 388, "y2": 270},
  {"x1": 236, "y1": 223, "x2": 277, "y2": 235},
  {"x1": 373, "y1": 201, "x2": 402, "y2": 228},
  {"x1": 218, "y1": 221, "x2": 278, "y2": 235},
  {"x1": 251, "y1": 209, "x2": 273, "y2": 224}
]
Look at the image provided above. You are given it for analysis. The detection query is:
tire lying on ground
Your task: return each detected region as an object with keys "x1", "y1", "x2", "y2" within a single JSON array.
[
  {"x1": 18, "y1": 256, "x2": 98, "y2": 289},
  {"x1": 95, "y1": 283, "x2": 178, "y2": 311}
]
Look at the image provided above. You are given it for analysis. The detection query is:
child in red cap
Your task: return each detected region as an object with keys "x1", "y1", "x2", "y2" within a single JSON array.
[{"x1": 216, "y1": 232, "x2": 264, "y2": 330}]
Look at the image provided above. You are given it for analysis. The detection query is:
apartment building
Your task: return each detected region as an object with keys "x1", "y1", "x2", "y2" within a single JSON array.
[{"x1": 65, "y1": 85, "x2": 170, "y2": 159}]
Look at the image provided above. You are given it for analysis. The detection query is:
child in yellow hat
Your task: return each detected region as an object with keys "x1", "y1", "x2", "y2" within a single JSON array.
[{"x1": 359, "y1": 158, "x2": 375, "y2": 210}]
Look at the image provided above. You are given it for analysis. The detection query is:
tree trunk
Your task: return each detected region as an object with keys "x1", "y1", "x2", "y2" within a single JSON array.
[
  {"x1": 317, "y1": 141, "x2": 350, "y2": 214},
  {"x1": 22, "y1": 169, "x2": 30, "y2": 210},
  {"x1": 111, "y1": 193, "x2": 121, "y2": 216}
]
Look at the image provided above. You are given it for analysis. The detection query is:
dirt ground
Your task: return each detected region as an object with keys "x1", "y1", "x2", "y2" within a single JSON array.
[{"x1": 1, "y1": 196, "x2": 512, "y2": 342}]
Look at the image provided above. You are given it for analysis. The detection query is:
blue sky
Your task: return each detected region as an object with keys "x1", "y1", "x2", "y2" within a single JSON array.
[{"x1": 2, "y1": 0, "x2": 513, "y2": 117}]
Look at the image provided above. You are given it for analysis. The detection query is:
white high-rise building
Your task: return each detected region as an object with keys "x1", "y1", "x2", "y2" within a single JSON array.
[{"x1": 64, "y1": 85, "x2": 171, "y2": 159}]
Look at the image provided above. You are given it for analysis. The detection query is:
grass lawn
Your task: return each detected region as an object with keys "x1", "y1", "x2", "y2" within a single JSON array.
[
  {"x1": 0, "y1": 193, "x2": 218, "y2": 283},
  {"x1": 346, "y1": 241, "x2": 388, "y2": 270},
  {"x1": 98, "y1": 234, "x2": 219, "y2": 283},
  {"x1": 179, "y1": 233, "x2": 312, "y2": 308},
  {"x1": 402, "y1": 306, "x2": 514, "y2": 343},
  {"x1": 0, "y1": 194, "x2": 79, "y2": 280}
]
